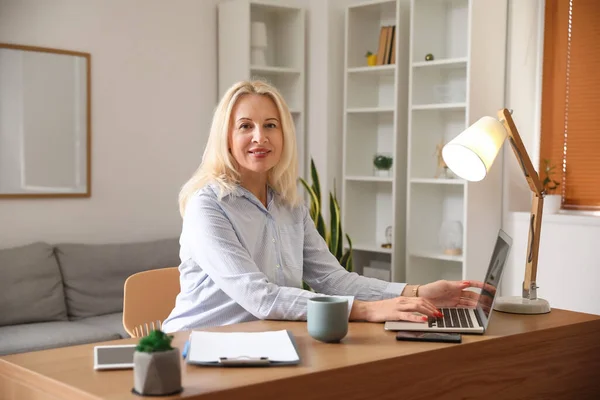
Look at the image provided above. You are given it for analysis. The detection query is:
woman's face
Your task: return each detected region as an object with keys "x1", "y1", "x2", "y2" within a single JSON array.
[{"x1": 228, "y1": 94, "x2": 283, "y2": 181}]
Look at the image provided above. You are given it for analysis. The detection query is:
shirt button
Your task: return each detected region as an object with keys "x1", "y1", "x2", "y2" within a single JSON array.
[
  {"x1": 272, "y1": 238, "x2": 276, "y2": 243},
  {"x1": 276, "y1": 264, "x2": 280, "y2": 269}
]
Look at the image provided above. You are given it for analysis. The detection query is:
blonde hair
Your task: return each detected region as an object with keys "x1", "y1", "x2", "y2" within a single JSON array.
[{"x1": 179, "y1": 80, "x2": 300, "y2": 217}]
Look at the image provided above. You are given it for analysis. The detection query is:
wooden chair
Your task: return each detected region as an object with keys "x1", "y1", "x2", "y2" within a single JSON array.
[{"x1": 122, "y1": 267, "x2": 180, "y2": 338}]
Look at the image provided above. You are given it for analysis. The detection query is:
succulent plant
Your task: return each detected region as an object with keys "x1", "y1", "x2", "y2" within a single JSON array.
[{"x1": 136, "y1": 330, "x2": 174, "y2": 353}]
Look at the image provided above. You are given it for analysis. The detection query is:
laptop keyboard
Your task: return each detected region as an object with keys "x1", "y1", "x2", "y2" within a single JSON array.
[{"x1": 428, "y1": 308, "x2": 475, "y2": 329}]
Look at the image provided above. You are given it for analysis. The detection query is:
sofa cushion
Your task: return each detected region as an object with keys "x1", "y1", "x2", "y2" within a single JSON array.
[
  {"x1": 0, "y1": 242, "x2": 68, "y2": 327},
  {"x1": 78, "y1": 312, "x2": 129, "y2": 339},
  {"x1": 0, "y1": 320, "x2": 122, "y2": 356},
  {"x1": 55, "y1": 238, "x2": 180, "y2": 319}
]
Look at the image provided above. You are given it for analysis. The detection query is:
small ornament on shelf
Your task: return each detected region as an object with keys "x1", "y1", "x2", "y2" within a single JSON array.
[
  {"x1": 434, "y1": 141, "x2": 455, "y2": 179},
  {"x1": 373, "y1": 153, "x2": 393, "y2": 177},
  {"x1": 439, "y1": 221, "x2": 463, "y2": 256},
  {"x1": 365, "y1": 51, "x2": 377, "y2": 66},
  {"x1": 381, "y1": 226, "x2": 392, "y2": 249},
  {"x1": 425, "y1": 53, "x2": 434, "y2": 61}
]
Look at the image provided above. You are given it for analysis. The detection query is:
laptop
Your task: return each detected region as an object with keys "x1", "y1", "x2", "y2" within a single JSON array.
[{"x1": 384, "y1": 229, "x2": 512, "y2": 334}]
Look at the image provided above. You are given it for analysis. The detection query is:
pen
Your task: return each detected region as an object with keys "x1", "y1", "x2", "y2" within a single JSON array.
[{"x1": 182, "y1": 340, "x2": 190, "y2": 359}]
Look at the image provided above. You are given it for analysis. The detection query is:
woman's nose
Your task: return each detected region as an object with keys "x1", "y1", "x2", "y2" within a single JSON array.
[{"x1": 252, "y1": 127, "x2": 268, "y2": 143}]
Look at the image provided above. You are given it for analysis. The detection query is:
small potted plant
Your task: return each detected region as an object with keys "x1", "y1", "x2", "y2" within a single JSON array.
[
  {"x1": 133, "y1": 330, "x2": 182, "y2": 396},
  {"x1": 542, "y1": 158, "x2": 561, "y2": 214},
  {"x1": 365, "y1": 51, "x2": 377, "y2": 66},
  {"x1": 373, "y1": 153, "x2": 393, "y2": 177}
]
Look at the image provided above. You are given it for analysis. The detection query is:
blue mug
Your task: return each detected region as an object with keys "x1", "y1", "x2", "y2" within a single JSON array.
[{"x1": 307, "y1": 297, "x2": 348, "y2": 343}]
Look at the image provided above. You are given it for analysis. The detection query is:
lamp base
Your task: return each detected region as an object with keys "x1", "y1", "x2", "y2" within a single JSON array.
[{"x1": 493, "y1": 296, "x2": 551, "y2": 314}]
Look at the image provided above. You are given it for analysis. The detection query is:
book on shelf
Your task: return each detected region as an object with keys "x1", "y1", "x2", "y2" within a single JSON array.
[
  {"x1": 376, "y1": 26, "x2": 388, "y2": 65},
  {"x1": 375, "y1": 25, "x2": 396, "y2": 65},
  {"x1": 386, "y1": 25, "x2": 395, "y2": 64}
]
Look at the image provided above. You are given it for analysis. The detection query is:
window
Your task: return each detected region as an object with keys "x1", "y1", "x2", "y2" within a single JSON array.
[{"x1": 540, "y1": 0, "x2": 600, "y2": 210}]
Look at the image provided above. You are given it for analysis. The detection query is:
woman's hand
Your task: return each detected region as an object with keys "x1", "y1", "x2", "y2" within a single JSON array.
[
  {"x1": 418, "y1": 280, "x2": 483, "y2": 308},
  {"x1": 350, "y1": 297, "x2": 442, "y2": 323}
]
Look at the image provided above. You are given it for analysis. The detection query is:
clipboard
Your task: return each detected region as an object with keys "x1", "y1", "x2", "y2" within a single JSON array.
[{"x1": 183, "y1": 330, "x2": 300, "y2": 367}]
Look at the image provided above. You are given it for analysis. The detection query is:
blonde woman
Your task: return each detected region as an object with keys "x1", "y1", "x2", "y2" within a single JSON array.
[{"x1": 161, "y1": 81, "x2": 483, "y2": 332}]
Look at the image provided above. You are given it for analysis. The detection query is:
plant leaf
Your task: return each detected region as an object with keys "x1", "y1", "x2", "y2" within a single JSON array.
[
  {"x1": 299, "y1": 177, "x2": 320, "y2": 225},
  {"x1": 310, "y1": 158, "x2": 321, "y2": 209},
  {"x1": 329, "y1": 192, "x2": 339, "y2": 256}
]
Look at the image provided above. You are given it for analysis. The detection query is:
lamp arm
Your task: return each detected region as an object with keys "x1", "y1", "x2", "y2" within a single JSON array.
[{"x1": 498, "y1": 109, "x2": 545, "y2": 300}]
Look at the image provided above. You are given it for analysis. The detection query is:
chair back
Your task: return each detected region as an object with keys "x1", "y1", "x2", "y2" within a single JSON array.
[{"x1": 123, "y1": 267, "x2": 180, "y2": 338}]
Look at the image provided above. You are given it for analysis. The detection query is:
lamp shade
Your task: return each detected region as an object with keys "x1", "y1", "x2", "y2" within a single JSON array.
[{"x1": 442, "y1": 116, "x2": 507, "y2": 181}]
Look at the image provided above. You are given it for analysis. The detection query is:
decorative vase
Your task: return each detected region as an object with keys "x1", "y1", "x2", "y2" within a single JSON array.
[
  {"x1": 251, "y1": 22, "x2": 268, "y2": 66},
  {"x1": 367, "y1": 54, "x2": 377, "y2": 66},
  {"x1": 373, "y1": 153, "x2": 393, "y2": 177},
  {"x1": 133, "y1": 348, "x2": 182, "y2": 396},
  {"x1": 439, "y1": 221, "x2": 463, "y2": 256},
  {"x1": 544, "y1": 194, "x2": 562, "y2": 214}
]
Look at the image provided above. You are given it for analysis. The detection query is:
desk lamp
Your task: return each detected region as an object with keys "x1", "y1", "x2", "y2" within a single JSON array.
[{"x1": 442, "y1": 108, "x2": 551, "y2": 314}]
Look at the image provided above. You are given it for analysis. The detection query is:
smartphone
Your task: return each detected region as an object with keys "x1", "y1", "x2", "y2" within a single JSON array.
[
  {"x1": 396, "y1": 331, "x2": 462, "y2": 343},
  {"x1": 93, "y1": 344, "x2": 137, "y2": 370}
]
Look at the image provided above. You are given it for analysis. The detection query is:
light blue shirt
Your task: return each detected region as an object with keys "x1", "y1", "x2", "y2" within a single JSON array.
[{"x1": 161, "y1": 183, "x2": 405, "y2": 333}]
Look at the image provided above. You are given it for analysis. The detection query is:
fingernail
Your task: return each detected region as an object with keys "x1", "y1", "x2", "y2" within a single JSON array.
[{"x1": 422, "y1": 316, "x2": 428, "y2": 321}]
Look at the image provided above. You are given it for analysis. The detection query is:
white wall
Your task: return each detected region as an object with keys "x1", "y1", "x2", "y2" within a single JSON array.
[
  {"x1": 502, "y1": 0, "x2": 600, "y2": 315},
  {"x1": 0, "y1": 0, "x2": 218, "y2": 248}
]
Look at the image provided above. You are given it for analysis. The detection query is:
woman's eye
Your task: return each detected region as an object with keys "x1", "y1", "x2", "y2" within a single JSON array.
[
  {"x1": 239, "y1": 123, "x2": 251, "y2": 130},
  {"x1": 265, "y1": 123, "x2": 277, "y2": 129}
]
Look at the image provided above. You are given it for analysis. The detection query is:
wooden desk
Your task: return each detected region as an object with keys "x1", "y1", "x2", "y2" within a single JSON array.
[{"x1": 1, "y1": 309, "x2": 599, "y2": 400}]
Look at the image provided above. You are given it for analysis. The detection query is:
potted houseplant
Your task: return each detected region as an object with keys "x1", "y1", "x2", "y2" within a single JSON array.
[
  {"x1": 373, "y1": 153, "x2": 393, "y2": 177},
  {"x1": 299, "y1": 158, "x2": 353, "y2": 290},
  {"x1": 542, "y1": 158, "x2": 561, "y2": 214},
  {"x1": 133, "y1": 330, "x2": 182, "y2": 396}
]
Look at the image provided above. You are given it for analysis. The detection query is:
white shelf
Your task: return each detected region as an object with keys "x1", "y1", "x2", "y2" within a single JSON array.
[
  {"x1": 410, "y1": 250, "x2": 463, "y2": 262},
  {"x1": 342, "y1": 0, "x2": 410, "y2": 283},
  {"x1": 351, "y1": 243, "x2": 393, "y2": 255},
  {"x1": 412, "y1": 57, "x2": 468, "y2": 68},
  {"x1": 410, "y1": 178, "x2": 465, "y2": 185},
  {"x1": 250, "y1": 65, "x2": 301, "y2": 74},
  {"x1": 346, "y1": 107, "x2": 395, "y2": 113},
  {"x1": 346, "y1": 176, "x2": 393, "y2": 183},
  {"x1": 411, "y1": 103, "x2": 466, "y2": 110},
  {"x1": 405, "y1": 0, "x2": 507, "y2": 285},
  {"x1": 348, "y1": 65, "x2": 396, "y2": 75}
]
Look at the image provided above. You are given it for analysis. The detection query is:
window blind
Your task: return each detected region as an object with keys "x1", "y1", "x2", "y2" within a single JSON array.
[{"x1": 539, "y1": 0, "x2": 600, "y2": 210}]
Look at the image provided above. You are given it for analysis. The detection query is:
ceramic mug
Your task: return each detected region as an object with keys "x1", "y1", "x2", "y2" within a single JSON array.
[{"x1": 307, "y1": 297, "x2": 348, "y2": 343}]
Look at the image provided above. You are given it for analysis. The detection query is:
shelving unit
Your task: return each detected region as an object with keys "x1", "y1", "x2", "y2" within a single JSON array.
[
  {"x1": 405, "y1": 0, "x2": 507, "y2": 284},
  {"x1": 342, "y1": 0, "x2": 411, "y2": 283},
  {"x1": 218, "y1": 0, "x2": 306, "y2": 177}
]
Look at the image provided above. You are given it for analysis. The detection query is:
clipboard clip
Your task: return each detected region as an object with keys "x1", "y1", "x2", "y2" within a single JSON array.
[{"x1": 218, "y1": 356, "x2": 270, "y2": 366}]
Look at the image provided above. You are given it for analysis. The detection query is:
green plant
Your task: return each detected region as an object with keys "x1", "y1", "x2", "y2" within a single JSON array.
[
  {"x1": 136, "y1": 330, "x2": 174, "y2": 353},
  {"x1": 541, "y1": 158, "x2": 561, "y2": 194},
  {"x1": 365, "y1": 51, "x2": 373, "y2": 57},
  {"x1": 373, "y1": 154, "x2": 393, "y2": 170},
  {"x1": 299, "y1": 159, "x2": 353, "y2": 285}
]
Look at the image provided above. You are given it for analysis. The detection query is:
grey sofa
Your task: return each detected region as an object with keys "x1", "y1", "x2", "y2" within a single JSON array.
[{"x1": 0, "y1": 238, "x2": 181, "y2": 356}]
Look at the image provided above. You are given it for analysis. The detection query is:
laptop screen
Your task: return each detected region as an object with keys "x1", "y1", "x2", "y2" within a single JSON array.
[{"x1": 477, "y1": 230, "x2": 512, "y2": 327}]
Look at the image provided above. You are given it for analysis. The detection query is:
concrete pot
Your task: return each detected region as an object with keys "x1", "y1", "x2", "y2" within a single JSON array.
[{"x1": 133, "y1": 348, "x2": 182, "y2": 396}]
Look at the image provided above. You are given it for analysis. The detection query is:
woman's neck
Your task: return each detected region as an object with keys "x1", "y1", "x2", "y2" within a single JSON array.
[{"x1": 240, "y1": 174, "x2": 268, "y2": 207}]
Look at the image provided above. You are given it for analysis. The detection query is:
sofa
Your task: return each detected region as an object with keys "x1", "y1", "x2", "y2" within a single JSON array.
[{"x1": 0, "y1": 238, "x2": 181, "y2": 356}]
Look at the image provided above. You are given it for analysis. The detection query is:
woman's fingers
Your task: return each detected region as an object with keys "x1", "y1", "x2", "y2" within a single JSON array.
[
  {"x1": 396, "y1": 312, "x2": 429, "y2": 323},
  {"x1": 396, "y1": 297, "x2": 439, "y2": 317}
]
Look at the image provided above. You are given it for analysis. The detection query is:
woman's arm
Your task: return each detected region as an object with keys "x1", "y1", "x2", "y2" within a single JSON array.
[
  {"x1": 301, "y1": 205, "x2": 406, "y2": 300},
  {"x1": 182, "y1": 194, "x2": 328, "y2": 321}
]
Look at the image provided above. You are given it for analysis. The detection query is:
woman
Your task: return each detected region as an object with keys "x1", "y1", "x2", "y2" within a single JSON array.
[{"x1": 162, "y1": 80, "x2": 482, "y2": 333}]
